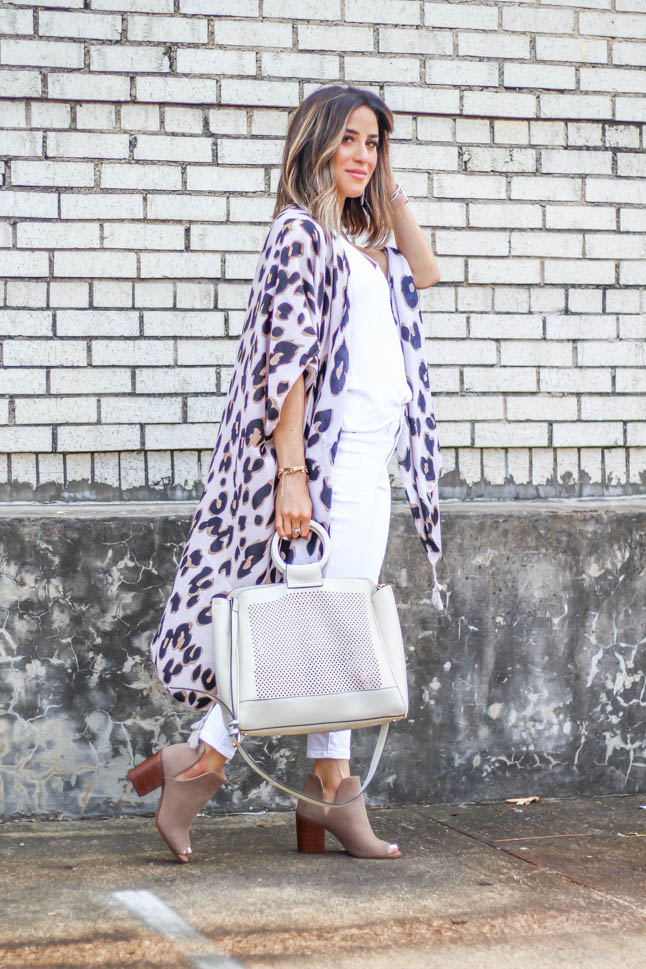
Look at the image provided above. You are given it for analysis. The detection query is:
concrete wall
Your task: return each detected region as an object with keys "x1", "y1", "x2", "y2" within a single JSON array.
[
  {"x1": 1, "y1": 496, "x2": 644, "y2": 819},
  {"x1": 1, "y1": 2, "x2": 646, "y2": 502}
]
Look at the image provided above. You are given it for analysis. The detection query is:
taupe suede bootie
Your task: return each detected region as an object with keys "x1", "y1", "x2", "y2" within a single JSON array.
[
  {"x1": 296, "y1": 772, "x2": 401, "y2": 859},
  {"x1": 129, "y1": 742, "x2": 226, "y2": 863}
]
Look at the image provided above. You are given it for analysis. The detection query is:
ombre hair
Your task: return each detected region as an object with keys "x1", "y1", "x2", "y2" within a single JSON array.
[{"x1": 272, "y1": 85, "x2": 395, "y2": 249}]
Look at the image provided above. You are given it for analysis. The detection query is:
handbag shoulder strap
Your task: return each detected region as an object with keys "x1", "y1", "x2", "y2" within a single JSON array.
[
  {"x1": 210, "y1": 695, "x2": 390, "y2": 809},
  {"x1": 235, "y1": 720, "x2": 390, "y2": 808}
]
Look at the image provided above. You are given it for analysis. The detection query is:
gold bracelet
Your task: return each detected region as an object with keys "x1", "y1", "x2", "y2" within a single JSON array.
[{"x1": 277, "y1": 465, "x2": 308, "y2": 479}]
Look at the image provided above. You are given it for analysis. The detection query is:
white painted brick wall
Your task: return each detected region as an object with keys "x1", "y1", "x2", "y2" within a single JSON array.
[{"x1": 1, "y1": 1, "x2": 644, "y2": 499}]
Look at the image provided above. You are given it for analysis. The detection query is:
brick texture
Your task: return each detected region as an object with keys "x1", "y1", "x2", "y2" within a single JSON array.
[{"x1": 0, "y1": 1, "x2": 645, "y2": 500}]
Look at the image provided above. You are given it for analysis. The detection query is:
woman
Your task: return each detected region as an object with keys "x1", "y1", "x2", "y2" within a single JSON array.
[{"x1": 128, "y1": 84, "x2": 443, "y2": 863}]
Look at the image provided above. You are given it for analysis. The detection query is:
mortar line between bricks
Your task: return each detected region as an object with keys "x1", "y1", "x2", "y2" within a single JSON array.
[{"x1": 421, "y1": 815, "x2": 646, "y2": 916}]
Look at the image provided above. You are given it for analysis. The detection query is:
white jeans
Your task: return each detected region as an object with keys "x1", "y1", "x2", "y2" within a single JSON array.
[{"x1": 198, "y1": 413, "x2": 403, "y2": 762}]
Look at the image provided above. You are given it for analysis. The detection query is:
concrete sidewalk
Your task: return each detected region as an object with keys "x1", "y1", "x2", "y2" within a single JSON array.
[{"x1": 2, "y1": 794, "x2": 645, "y2": 969}]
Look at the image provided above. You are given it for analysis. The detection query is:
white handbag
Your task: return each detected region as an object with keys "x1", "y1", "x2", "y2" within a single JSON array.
[{"x1": 210, "y1": 519, "x2": 409, "y2": 806}]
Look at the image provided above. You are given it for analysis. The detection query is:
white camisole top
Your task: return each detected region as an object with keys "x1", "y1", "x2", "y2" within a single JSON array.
[{"x1": 338, "y1": 235, "x2": 412, "y2": 432}]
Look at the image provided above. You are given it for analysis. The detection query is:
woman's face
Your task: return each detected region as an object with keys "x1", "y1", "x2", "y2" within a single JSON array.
[{"x1": 332, "y1": 105, "x2": 380, "y2": 204}]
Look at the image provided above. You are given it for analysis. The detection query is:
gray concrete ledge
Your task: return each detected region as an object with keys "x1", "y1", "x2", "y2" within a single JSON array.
[
  {"x1": 1, "y1": 497, "x2": 645, "y2": 818},
  {"x1": 1, "y1": 493, "x2": 644, "y2": 518}
]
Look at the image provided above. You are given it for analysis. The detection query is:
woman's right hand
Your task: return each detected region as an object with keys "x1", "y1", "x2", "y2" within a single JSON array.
[{"x1": 275, "y1": 473, "x2": 312, "y2": 541}]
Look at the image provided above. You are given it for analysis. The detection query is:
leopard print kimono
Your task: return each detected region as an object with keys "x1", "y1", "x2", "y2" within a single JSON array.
[{"x1": 150, "y1": 203, "x2": 443, "y2": 712}]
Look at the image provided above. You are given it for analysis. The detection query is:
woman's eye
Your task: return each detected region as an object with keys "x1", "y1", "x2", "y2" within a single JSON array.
[{"x1": 343, "y1": 136, "x2": 379, "y2": 148}]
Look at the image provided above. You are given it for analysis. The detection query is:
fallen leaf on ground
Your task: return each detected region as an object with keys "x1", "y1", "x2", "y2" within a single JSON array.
[{"x1": 505, "y1": 796, "x2": 541, "y2": 806}]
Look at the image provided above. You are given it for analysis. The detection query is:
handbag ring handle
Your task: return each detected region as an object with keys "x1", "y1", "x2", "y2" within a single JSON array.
[{"x1": 270, "y1": 518, "x2": 331, "y2": 575}]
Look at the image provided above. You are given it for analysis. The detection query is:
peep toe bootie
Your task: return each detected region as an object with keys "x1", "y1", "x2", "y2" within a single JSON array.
[
  {"x1": 128, "y1": 742, "x2": 226, "y2": 863},
  {"x1": 296, "y1": 772, "x2": 401, "y2": 859}
]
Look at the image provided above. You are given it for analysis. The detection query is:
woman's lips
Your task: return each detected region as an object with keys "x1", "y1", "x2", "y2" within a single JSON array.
[{"x1": 346, "y1": 170, "x2": 366, "y2": 180}]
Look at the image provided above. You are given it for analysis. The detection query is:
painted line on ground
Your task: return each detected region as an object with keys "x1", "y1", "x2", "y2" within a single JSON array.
[{"x1": 112, "y1": 890, "x2": 244, "y2": 969}]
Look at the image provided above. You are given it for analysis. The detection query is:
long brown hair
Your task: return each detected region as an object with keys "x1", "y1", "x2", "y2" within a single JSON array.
[{"x1": 272, "y1": 85, "x2": 395, "y2": 248}]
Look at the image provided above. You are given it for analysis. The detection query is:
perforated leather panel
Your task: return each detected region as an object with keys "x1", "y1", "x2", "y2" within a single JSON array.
[{"x1": 247, "y1": 590, "x2": 382, "y2": 700}]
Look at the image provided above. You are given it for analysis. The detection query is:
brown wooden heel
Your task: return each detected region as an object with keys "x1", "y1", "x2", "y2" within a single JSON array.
[
  {"x1": 128, "y1": 750, "x2": 163, "y2": 797},
  {"x1": 296, "y1": 812, "x2": 326, "y2": 853}
]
